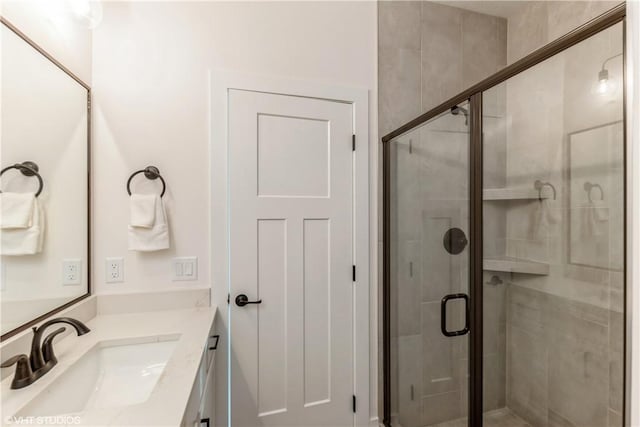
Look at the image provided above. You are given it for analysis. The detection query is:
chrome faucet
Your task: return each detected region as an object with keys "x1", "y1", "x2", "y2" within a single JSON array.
[{"x1": 1, "y1": 317, "x2": 90, "y2": 389}]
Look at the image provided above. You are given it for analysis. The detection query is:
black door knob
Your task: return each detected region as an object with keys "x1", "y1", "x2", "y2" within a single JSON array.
[{"x1": 235, "y1": 294, "x2": 262, "y2": 307}]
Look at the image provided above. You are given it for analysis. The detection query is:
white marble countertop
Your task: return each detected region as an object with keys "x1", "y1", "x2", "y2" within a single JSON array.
[{"x1": 1, "y1": 306, "x2": 216, "y2": 426}]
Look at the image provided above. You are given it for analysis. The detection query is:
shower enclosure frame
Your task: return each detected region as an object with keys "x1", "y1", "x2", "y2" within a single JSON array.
[{"x1": 381, "y1": 3, "x2": 628, "y2": 426}]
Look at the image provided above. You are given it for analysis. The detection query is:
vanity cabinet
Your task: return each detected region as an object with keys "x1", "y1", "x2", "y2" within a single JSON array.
[{"x1": 182, "y1": 322, "x2": 218, "y2": 427}]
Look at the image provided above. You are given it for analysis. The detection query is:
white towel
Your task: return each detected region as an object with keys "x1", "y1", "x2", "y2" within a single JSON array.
[
  {"x1": 529, "y1": 198, "x2": 560, "y2": 239},
  {"x1": 580, "y1": 202, "x2": 609, "y2": 237},
  {"x1": 0, "y1": 197, "x2": 44, "y2": 255},
  {"x1": 128, "y1": 196, "x2": 170, "y2": 252},
  {"x1": 0, "y1": 192, "x2": 35, "y2": 229},
  {"x1": 130, "y1": 194, "x2": 157, "y2": 228}
]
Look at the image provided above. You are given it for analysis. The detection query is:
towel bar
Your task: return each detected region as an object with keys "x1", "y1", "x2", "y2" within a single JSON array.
[
  {"x1": 0, "y1": 161, "x2": 44, "y2": 197},
  {"x1": 127, "y1": 166, "x2": 166, "y2": 197},
  {"x1": 584, "y1": 181, "x2": 604, "y2": 202}
]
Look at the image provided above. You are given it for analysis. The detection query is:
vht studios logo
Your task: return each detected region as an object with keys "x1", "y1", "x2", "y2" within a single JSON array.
[{"x1": 5, "y1": 415, "x2": 81, "y2": 425}]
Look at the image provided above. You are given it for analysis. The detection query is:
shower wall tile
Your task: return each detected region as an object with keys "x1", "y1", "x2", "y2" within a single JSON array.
[
  {"x1": 609, "y1": 409, "x2": 623, "y2": 427},
  {"x1": 461, "y1": 11, "x2": 500, "y2": 88},
  {"x1": 496, "y1": 19, "x2": 507, "y2": 74},
  {"x1": 507, "y1": 1, "x2": 548, "y2": 64},
  {"x1": 379, "y1": 1, "x2": 422, "y2": 51},
  {"x1": 507, "y1": 325, "x2": 549, "y2": 427},
  {"x1": 483, "y1": 279, "x2": 507, "y2": 355},
  {"x1": 547, "y1": 409, "x2": 577, "y2": 427},
  {"x1": 484, "y1": 352, "x2": 506, "y2": 411},
  {"x1": 506, "y1": 284, "x2": 623, "y2": 427},
  {"x1": 379, "y1": 47, "x2": 421, "y2": 136},
  {"x1": 394, "y1": 133, "x2": 422, "y2": 242},
  {"x1": 546, "y1": 1, "x2": 621, "y2": 42},
  {"x1": 422, "y1": 391, "x2": 461, "y2": 426},
  {"x1": 390, "y1": 335, "x2": 399, "y2": 413},
  {"x1": 397, "y1": 240, "x2": 422, "y2": 336},
  {"x1": 421, "y1": 2, "x2": 462, "y2": 111},
  {"x1": 546, "y1": 300, "x2": 609, "y2": 427},
  {"x1": 608, "y1": 310, "x2": 623, "y2": 413},
  {"x1": 421, "y1": 301, "x2": 463, "y2": 396},
  {"x1": 421, "y1": 214, "x2": 453, "y2": 302},
  {"x1": 398, "y1": 335, "x2": 423, "y2": 427}
]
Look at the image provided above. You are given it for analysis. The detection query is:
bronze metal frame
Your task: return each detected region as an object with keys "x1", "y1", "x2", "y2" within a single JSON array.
[
  {"x1": 382, "y1": 3, "x2": 627, "y2": 426},
  {"x1": 0, "y1": 17, "x2": 92, "y2": 342}
]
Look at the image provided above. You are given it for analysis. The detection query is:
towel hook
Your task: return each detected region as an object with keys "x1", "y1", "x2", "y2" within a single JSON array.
[
  {"x1": 127, "y1": 166, "x2": 166, "y2": 197},
  {"x1": 584, "y1": 181, "x2": 604, "y2": 203},
  {"x1": 0, "y1": 161, "x2": 44, "y2": 197},
  {"x1": 534, "y1": 180, "x2": 556, "y2": 201}
]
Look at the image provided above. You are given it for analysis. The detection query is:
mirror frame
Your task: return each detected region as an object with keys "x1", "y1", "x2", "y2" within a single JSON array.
[{"x1": 0, "y1": 17, "x2": 91, "y2": 341}]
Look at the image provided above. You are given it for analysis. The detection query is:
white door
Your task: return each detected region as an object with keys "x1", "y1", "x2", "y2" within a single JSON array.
[{"x1": 228, "y1": 89, "x2": 355, "y2": 427}]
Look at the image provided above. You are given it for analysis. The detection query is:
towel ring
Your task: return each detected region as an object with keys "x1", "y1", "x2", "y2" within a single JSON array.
[
  {"x1": 0, "y1": 161, "x2": 44, "y2": 197},
  {"x1": 127, "y1": 166, "x2": 166, "y2": 197},
  {"x1": 534, "y1": 180, "x2": 556, "y2": 201},
  {"x1": 584, "y1": 182, "x2": 604, "y2": 203}
]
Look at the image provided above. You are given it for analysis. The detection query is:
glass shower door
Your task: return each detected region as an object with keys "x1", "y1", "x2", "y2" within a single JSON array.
[
  {"x1": 481, "y1": 21, "x2": 625, "y2": 427},
  {"x1": 388, "y1": 102, "x2": 471, "y2": 427}
]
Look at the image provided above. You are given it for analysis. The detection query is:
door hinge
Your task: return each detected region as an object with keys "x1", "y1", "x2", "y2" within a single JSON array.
[
  {"x1": 352, "y1": 134, "x2": 356, "y2": 151},
  {"x1": 352, "y1": 395, "x2": 356, "y2": 413},
  {"x1": 227, "y1": 293, "x2": 230, "y2": 304},
  {"x1": 352, "y1": 265, "x2": 356, "y2": 282}
]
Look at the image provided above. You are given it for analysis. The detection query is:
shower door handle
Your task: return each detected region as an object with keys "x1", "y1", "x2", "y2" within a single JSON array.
[{"x1": 440, "y1": 293, "x2": 470, "y2": 337}]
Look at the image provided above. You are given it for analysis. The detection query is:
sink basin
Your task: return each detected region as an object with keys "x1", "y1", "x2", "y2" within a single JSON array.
[{"x1": 17, "y1": 335, "x2": 180, "y2": 417}]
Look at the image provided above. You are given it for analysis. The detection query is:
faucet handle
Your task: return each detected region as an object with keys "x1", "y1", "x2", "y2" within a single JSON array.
[
  {"x1": 1, "y1": 354, "x2": 34, "y2": 389},
  {"x1": 42, "y1": 327, "x2": 66, "y2": 365}
]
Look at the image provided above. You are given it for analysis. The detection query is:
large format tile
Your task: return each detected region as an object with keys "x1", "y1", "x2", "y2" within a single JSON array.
[
  {"x1": 397, "y1": 240, "x2": 422, "y2": 336},
  {"x1": 379, "y1": 47, "x2": 421, "y2": 136},
  {"x1": 461, "y1": 11, "x2": 502, "y2": 88},
  {"x1": 547, "y1": 328, "x2": 609, "y2": 427},
  {"x1": 507, "y1": 324, "x2": 548, "y2": 427},
  {"x1": 422, "y1": 390, "x2": 461, "y2": 426},
  {"x1": 421, "y1": 1, "x2": 462, "y2": 110},
  {"x1": 546, "y1": 1, "x2": 621, "y2": 42},
  {"x1": 398, "y1": 335, "x2": 423, "y2": 427},
  {"x1": 422, "y1": 301, "x2": 464, "y2": 396},
  {"x1": 379, "y1": 1, "x2": 422, "y2": 51},
  {"x1": 507, "y1": 1, "x2": 548, "y2": 64},
  {"x1": 608, "y1": 310, "x2": 624, "y2": 414}
]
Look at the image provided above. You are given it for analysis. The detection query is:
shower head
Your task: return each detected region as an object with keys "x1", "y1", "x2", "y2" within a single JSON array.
[{"x1": 451, "y1": 106, "x2": 469, "y2": 125}]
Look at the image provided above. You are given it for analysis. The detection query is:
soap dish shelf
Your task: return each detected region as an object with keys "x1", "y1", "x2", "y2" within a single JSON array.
[
  {"x1": 483, "y1": 188, "x2": 549, "y2": 201},
  {"x1": 483, "y1": 256, "x2": 549, "y2": 275}
]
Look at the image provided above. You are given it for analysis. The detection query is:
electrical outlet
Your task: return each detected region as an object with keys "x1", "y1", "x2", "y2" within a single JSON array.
[
  {"x1": 62, "y1": 259, "x2": 82, "y2": 285},
  {"x1": 106, "y1": 257, "x2": 124, "y2": 283},
  {"x1": 172, "y1": 257, "x2": 198, "y2": 281}
]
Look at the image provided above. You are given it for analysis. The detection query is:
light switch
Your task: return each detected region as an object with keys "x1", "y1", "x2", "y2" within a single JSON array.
[{"x1": 172, "y1": 257, "x2": 197, "y2": 281}]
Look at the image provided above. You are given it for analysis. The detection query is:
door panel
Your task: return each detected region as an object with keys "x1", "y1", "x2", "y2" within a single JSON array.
[
  {"x1": 229, "y1": 89, "x2": 354, "y2": 426},
  {"x1": 388, "y1": 104, "x2": 470, "y2": 427}
]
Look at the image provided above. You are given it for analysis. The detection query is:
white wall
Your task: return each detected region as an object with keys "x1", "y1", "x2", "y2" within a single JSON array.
[
  {"x1": 0, "y1": 0, "x2": 92, "y2": 84},
  {"x1": 91, "y1": 0, "x2": 378, "y2": 422}
]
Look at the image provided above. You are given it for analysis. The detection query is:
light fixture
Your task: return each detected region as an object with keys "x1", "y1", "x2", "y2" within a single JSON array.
[{"x1": 596, "y1": 53, "x2": 622, "y2": 95}]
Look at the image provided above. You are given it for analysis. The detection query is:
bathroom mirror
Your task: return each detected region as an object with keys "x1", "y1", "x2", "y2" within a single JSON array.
[
  {"x1": 0, "y1": 18, "x2": 90, "y2": 339},
  {"x1": 568, "y1": 121, "x2": 624, "y2": 271}
]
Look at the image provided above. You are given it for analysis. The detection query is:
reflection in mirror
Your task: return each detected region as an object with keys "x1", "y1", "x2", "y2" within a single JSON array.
[
  {"x1": 568, "y1": 121, "x2": 624, "y2": 270},
  {"x1": 0, "y1": 19, "x2": 90, "y2": 339}
]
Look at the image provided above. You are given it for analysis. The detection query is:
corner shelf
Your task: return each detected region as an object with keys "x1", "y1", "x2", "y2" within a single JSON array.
[
  {"x1": 483, "y1": 256, "x2": 550, "y2": 275},
  {"x1": 483, "y1": 187, "x2": 547, "y2": 201}
]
